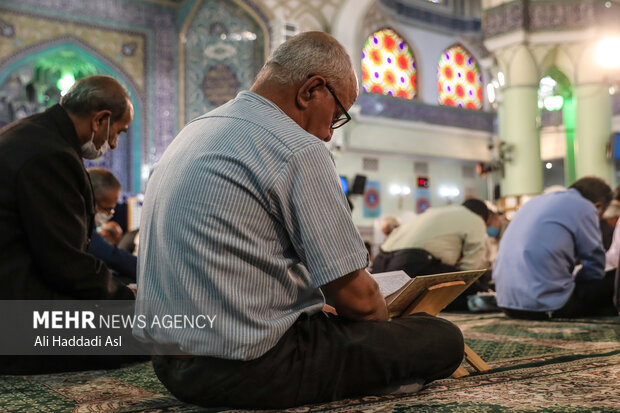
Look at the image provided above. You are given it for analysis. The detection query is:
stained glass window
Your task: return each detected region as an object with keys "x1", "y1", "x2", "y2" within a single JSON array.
[
  {"x1": 361, "y1": 29, "x2": 417, "y2": 99},
  {"x1": 437, "y1": 45, "x2": 483, "y2": 110}
]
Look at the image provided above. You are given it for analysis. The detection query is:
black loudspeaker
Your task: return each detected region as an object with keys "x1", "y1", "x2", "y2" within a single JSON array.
[
  {"x1": 350, "y1": 174, "x2": 367, "y2": 195},
  {"x1": 494, "y1": 184, "x2": 501, "y2": 200}
]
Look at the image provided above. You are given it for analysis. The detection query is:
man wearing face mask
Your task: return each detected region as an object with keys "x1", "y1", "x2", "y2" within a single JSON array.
[
  {"x1": 0, "y1": 75, "x2": 135, "y2": 305},
  {"x1": 482, "y1": 211, "x2": 504, "y2": 270},
  {"x1": 87, "y1": 168, "x2": 137, "y2": 284}
]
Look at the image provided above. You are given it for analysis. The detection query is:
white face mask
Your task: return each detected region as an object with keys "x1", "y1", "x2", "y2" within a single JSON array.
[
  {"x1": 95, "y1": 211, "x2": 114, "y2": 227},
  {"x1": 81, "y1": 116, "x2": 110, "y2": 160}
]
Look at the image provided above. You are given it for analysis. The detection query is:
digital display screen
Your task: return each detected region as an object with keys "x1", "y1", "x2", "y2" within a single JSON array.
[
  {"x1": 417, "y1": 176, "x2": 429, "y2": 188},
  {"x1": 613, "y1": 133, "x2": 620, "y2": 160},
  {"x1": 339, "y1": 176, "x2": 349, "y2": 194}
]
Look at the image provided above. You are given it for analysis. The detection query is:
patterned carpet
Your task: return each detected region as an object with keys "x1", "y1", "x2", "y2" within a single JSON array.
[{"x1": 1, "y1": 313, "x2": 618, "y2": 413}]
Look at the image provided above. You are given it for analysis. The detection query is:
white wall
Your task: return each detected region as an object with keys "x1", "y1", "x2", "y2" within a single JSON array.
[
  {"x1": 346, "y1": 115, "x2": 491, "y2": 160},
  {"x1": 334, "y1": 144, "x2": 489, "y2": 228}
]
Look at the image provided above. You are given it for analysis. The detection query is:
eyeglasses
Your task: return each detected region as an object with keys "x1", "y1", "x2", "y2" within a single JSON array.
[
  {"x1": 97, "y1": 204, "x2": 115, "y2": 215},
  {"x1": 307, "y1": 74, "x2": 352, "y2": 129},
  {"x1": 324, "y1": 83, "x2": 351, "y2": 129}
]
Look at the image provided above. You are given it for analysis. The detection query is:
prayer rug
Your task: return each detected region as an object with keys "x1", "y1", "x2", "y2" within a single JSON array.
[{"x1": 1, "y1": 313, "x2": 618, "y2": 412}]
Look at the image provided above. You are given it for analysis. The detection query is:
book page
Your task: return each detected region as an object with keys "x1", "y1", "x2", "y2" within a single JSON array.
[
  {"x1": 386, "y1": 269, "x2": 487, "y2": 318},
  {"x1": 371, "y1": 271, "x2": 411, "y2": 297}
]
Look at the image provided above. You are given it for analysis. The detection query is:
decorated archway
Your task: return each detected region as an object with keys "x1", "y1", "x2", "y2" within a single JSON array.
[{"x1": 0, "y1": 38, "x2": 144, "y2": 192}]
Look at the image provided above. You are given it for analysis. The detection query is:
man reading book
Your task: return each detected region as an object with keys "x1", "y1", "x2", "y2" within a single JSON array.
[{"x1": 134, "y1": 32, "x2": 464, "y2": 409}]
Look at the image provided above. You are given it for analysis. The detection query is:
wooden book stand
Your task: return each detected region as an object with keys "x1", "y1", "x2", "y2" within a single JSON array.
[{"x1": 383, "y1": 270, "x2": 492, "y2": 378}]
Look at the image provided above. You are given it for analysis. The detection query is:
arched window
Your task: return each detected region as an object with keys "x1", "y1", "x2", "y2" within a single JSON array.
[
  {"x1": 361, "y1": 28, "x2": 417, "y2": 99},
  {"x1": 437, "y1": 45, "x2": 482, "y2": 110}
]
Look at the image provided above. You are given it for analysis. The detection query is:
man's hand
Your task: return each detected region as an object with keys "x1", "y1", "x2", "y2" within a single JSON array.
[
  {"x1": 322, "y1": 304, "x2": 338, "y2": 315},
  {"x1": 323, "y1": 269, "x2": 388, "y2": 321}
]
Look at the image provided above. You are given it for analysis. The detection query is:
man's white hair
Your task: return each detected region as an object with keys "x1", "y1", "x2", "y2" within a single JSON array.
[{"x1": 255, "y1": 31, "x2": 357, "y2": 94}]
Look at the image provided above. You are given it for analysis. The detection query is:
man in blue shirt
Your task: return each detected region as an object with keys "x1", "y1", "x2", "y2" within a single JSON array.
[{"x1": 494, "y1": 176, "x2": 617, "y2": 319}]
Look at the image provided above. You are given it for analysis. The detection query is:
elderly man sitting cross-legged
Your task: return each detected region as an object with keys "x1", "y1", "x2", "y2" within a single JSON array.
[{"x1": 134, "y1": 32, "x2": 464, "y2": 409}]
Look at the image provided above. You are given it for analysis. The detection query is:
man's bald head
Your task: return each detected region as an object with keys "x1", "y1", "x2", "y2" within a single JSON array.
[
  {"x1": 251, "y1": 32, "x2": 358, "y2": 142},
  {"x1": 60, "y1": 75, "x2": 130, "y2": 123},
  {"x1": 254, "y1": 31, "x2": 358, "y2": 99}
]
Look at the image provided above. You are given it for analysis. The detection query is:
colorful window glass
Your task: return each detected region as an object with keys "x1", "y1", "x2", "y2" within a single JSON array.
[
  {"x1": 361, "y1": 29, "x2": 417, "y2": 99},
  {"x1": 437, "y1": 45, "x2": 483, "y2": 110}
]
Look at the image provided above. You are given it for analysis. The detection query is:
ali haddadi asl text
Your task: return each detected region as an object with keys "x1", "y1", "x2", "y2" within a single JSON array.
[{"x1": 34, "y1": 335, "x2": 121, "y2": 347}]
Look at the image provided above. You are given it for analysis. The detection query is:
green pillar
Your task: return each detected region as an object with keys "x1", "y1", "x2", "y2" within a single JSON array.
[
  {"x1": 500, "y1": 86, "x2": 543, "y2": 196},
  {"x1": 574, "y1": 84, "x2": 613, "y2": 182},
  {"x1": 562, "y1": 96, "x2": 576, "y2": 185}
]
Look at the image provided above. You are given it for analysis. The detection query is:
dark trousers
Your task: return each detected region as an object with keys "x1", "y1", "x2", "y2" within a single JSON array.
[
  {"x1": 152, "y1": 312, "x2": 464, "y2": 409},
  {"x1": 371, "y1": 248, "x2": 488, "y2": 311},
  {"x1": 503, "y1": 270, "x2": 618, "y2": 320},
  {"x1": 371, "y1": 248, "x2": 455, "y2": 278}
]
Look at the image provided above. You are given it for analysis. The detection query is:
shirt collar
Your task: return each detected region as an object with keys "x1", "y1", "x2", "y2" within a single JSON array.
[
  {"x1": 236, "y1": 90, "x2": 284, "y2": 114},
  {"x1": 47, "y1": 104, "x2": 82, "y2": 155}
]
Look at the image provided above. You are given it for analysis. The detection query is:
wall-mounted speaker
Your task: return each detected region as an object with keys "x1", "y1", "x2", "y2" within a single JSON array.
[{"x1": 350, "y1": 174, "x2": 367, "y2": 195}]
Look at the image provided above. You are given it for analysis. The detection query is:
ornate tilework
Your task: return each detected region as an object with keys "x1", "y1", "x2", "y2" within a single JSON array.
[
  {"x1": 379, "y1": 0, "x2": 481, "y2": 33},
  {"x1": 0, "y1": 11, "x2": 146, "y2": 90},
  {"x1": 122, "y1": 42, "x2": 137, "y2": 57},
  {"x1": 483, "y1": 0, "x2": 598, "y2": 38},
  {"x1": 0, "y1": 18, "x2": 14, "y2": 38},
  {"x1": 260, "y1": 0, "x2": 341, "y2": 31},
  {"x1": 183, "y1": 0, "x2": 265, "y2": 122},
  {"x1": 528, "y1": 2, "x2": 595, "y2": 32},
  {"x1": 0, "y1": 0, "x2": 177, "y2": 192},
  {"x1": 482, "y1": 0, "x2": 526, "y2": 38},
  {"x1": 361, "y1": 1, "x2": 397, "y2": 42}
]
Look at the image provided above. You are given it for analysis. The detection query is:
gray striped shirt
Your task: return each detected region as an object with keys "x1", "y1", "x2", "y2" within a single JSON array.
[{"x1": 133, "y1": 91, "x2": 368, "y2": 359}]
